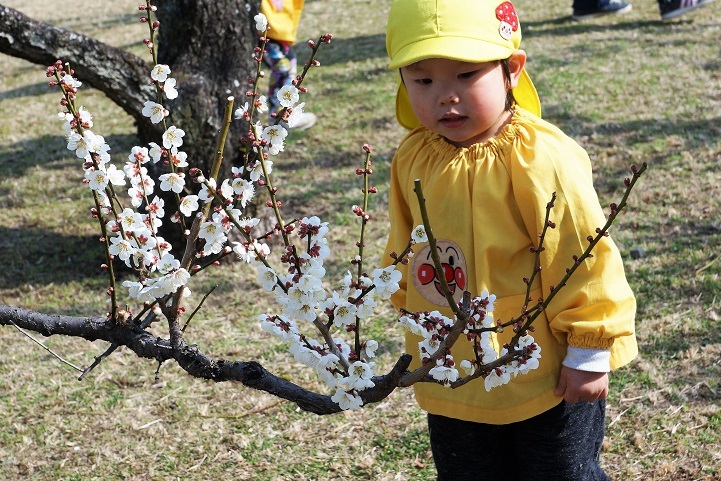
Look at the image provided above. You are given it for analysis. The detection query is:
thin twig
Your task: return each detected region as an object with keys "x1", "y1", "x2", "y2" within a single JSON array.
[
  {"x1": 181, "y1": 285, "x2": 217, "y2": 333},
  {"x1": 8, "y1": 318, "x2": 84, "y2": 372}
]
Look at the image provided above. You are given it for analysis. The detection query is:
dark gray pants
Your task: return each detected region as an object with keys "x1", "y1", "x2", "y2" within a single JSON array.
[{"x1": 428, "y1": 400, "x2": 610, "y2": 481}]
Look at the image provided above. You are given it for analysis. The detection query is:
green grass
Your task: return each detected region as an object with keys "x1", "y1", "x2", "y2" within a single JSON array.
[{"x1": 1, "y1": 0, "x2": 721, "y2": 479}]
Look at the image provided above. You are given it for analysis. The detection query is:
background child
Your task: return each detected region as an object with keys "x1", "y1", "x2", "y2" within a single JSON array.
[
  {"x1": 260, "y1": 0, "x2": 316, "y2": 129},
  {"x1": 383, "y1": 0, "x2": 638, "y2": 479}
]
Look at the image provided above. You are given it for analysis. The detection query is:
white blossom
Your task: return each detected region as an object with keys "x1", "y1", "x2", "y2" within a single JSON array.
[
  {"x1": 331, "y1": 388, "x2": 363, "y2": 411},
  {"x1": 484, "y1": 367, "x2": 511, "y2": 392},
  {"x1": 277, "y1": 85, "x2": 299, "y2": 108},
  {"x1": 150, "y1": 64, "x2": 171, "y2": 82},
  {"x1": 411, "y1": 224, "x2": 428, "y2": 244},
  {"x1": 254, "y1": 13, "x2": 268, "y2": 31}
]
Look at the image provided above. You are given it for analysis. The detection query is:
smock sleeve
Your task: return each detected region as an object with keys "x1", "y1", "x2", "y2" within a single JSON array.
[
  {"x1": 508, "y1": 119, "x2": 637, "y2": 370},
  {"x1": 383, "y1": 144, "x2": 413, "y2": 312}
]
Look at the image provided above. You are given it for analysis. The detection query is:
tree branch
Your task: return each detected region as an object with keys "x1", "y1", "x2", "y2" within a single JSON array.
[
  {"x1": 0, "y1": 4, "x2": 155, "y2": 131},
  {"x1": 0, "y1": 305, "x2": 413, "y2": 415}
]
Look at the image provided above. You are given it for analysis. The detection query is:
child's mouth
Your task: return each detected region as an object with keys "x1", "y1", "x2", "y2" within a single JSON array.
[{"x1": 439, "y1": 115, "x2": 466, "y2": 128}]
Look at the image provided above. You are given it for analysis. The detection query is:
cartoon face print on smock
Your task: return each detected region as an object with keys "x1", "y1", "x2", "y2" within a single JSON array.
[{"x1": 411, "y1": 240, "x2": 468, "y2": 306}]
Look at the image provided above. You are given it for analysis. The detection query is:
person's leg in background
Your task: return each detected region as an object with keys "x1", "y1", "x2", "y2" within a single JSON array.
[
  {"x1": 572, "y1": 0, "x2": 633, "y2": 19},
  {"x1": 658, "y1": 0, "x2": 716, "y2": 19}
]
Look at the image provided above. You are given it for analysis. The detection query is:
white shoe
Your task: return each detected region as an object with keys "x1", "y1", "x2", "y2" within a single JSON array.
[{"x1": 288, "y1": 112, "x2": 317, "y2": 131}]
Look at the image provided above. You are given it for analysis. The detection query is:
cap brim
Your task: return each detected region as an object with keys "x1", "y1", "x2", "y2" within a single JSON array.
[{"x1": 396, "y1": 69, "x2": 542, "y2": 130}]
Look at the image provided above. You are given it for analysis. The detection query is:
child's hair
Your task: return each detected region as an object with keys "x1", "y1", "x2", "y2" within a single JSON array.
[{"x1": 496, "y1": 58, "x2": 517, "y2": 111}]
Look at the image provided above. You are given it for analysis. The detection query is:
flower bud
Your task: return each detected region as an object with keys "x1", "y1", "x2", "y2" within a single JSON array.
[{"x1": 362, "y1": 143, "x2": 372, "y2": 153}]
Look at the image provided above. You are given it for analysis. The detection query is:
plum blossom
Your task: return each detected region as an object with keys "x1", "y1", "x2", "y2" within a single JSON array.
[
  {"x1": 108, "y1": 236, "x2": 136, "y2": 263},
  {"x1": 460, "y1": 359, "x2": 476, "y2": 376},
  {"x1": 277, "y1": 85, "x2": 299, "y2": 108},
  {"x1": 331, "y1": 388, "x2": 363, "y2": 411},
  {"x1": 411, "y1": 224, "x2": 428, "y2": 244},
  {"x1": 418, "y1": 337, "x2": 442, "y2": 362},
  {"x1": 141, "y1": 101, "x2": 168, "y2": 124},
  {"x1": 117, "y1": 208, "x2": 145, "y2": 232},
  {"x1": 324, "y1": 291, "x2": 356, "y2": 327},
  {"x1": 232, "y1": 242, "x2": 254, "y2": 263},
  {"x1": 256, "y1": 95, "x2": 269, "y2": 114},
  {"x1": 429, "y1": 357, "x2": 459, "y2": 386},
  {"x1": 254, "y1": 12, "x2": 268, "y2": 31},
  {"x1": 122, "y1": 280, "x2": 156, "y2": 303},
  {"x1": 163, "y1": 77, "x2": 178, "y2": 99},
  {"x1": 248, "y1": 159, "x2": 272, "y2": 182},
  {"x1": 77, "y1": 107, "x2": 93, "y2": 128},
  {"x1": 198, "y1": 220, "x2": 224, "y2": 242},
  {"x1": 169, "y1": 148, "x2": 188, "y2": 168},
  {"x1": 85, "y1": 169, "x2": 108, "y2": 191},
  {"x1": 398, "y1": 315, "x2": 424, "y2": 337},
  {"x1": 67, "y1": 132, "x2": 93, "y2": 158},
  {"x1": 158, "y1": 172, "x2": 185, "y2": 193},
  {"x1": 105, "y1": 164, "x2": 126, "y2": 186},
  {"x1": 286, "y1": 102, "x2": 308, "y2": 129},
  {"x1": 153, "y1": 253, "x2": 179, "y2": 276},
  {"x1": 361, "y1": 339, "x2": 378, "y2": 360},
  {"x1": 179, "y1": 195, "x2": 199, "y2": 217},
  {"x1": 146, "y1": 195, "x2": 165, "y2": 219},
  {"x1": 198, "y1": 178, "x2": 216, "y2": 203},
  {"x1": 233, "y1": 102, "x2": 249, "y2": 120},
  {"x1": 256, "y1": 264, "x2": 278, "y2": 290},
  {"x1": 355, "y1": 295, "x2": 377, "y2": 319},
  {"x1": 371, "y1": 265, "x2": 401, "y2": 299},
  {"x1": 342, "y1": 361, "x2": 376, "y2": 391},
  {"x1": 150, "y1": 64, "x2": 171, "y2": 82},
  {"x1": 148, "y1": 142, "x2": 163, "y2": 163},
  {"x1": 484, "y1": 367, "x2": 511, "y2": 392},
  {"x1": 260, "y1": 314, "x2": 299, "y2": 342},
  {"x1": 60, "y1": 73, "x2": 81, "y2": 89},
  {"x1": 162, "y1": 126, "x2": 185, "y2": 149},
  {"x1": 261, "y1": 124, "x2": 287, "y2": 148},
  {"x1": 218, "y1": 179, "x2": 235, "y2": 202},
  {"x1": 128, "y1": 146, "x2": 150, "y2": 164},
  {"x1": 231, "y1": 177, "x2": 255, "y2": 207}
]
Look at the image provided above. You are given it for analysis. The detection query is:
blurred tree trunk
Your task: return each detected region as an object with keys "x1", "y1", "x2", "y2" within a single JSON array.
[{"x1": 0, "y1": 1, "x2": 259, "y2": 244}]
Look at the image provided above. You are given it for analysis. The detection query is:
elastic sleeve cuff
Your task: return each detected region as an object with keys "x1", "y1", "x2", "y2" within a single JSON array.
[{"x1": 562, "y1": 346, "x2": 611, "y2": 373}]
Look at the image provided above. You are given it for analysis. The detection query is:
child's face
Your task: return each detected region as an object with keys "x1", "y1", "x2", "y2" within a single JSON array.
[{"x1": 401, "y1": 55, "x2": 524, "y2": 147}]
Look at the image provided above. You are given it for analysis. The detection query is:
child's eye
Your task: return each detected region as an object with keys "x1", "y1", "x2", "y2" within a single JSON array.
[
  {"x1": 458, "y1": 71, "x2": 477, "y2": 80},
  {"x1": 415, "y1": 78, "x2": 432, "y2": 85}
]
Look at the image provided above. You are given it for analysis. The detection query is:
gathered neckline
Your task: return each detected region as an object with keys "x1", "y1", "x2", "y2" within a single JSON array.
[{"x1": 414, "y1": 108, "x2": 527, "y2": 161}]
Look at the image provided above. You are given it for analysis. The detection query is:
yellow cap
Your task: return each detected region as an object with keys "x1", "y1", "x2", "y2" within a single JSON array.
[{"x1": 386, "y1": 0, "x2": 541, "y2": 130}]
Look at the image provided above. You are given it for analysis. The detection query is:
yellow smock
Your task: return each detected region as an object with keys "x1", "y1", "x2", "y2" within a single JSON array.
[
  {"x1": 384, "y1": 108, "x2": 637, "y2": 425},
  {"x1": 261, "y1": 0, "x2": 305, "y2": 44}
]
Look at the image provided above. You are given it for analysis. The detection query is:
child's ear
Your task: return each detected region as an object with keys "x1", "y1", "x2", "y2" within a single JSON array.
[{"x1": 507, "y1": 50, "x2": 527, "y2": 89}]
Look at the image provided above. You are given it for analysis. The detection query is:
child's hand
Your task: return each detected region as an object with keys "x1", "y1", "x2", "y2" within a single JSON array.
[
  {"x1": 271, "y1": 0, "x2": 284, "y2": 11},
  {"x1": 554, "y1": 366, "x2": 609, "y2": 403}
]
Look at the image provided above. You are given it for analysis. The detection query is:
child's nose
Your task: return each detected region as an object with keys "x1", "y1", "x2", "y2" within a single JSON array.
[{"x1": 440, "y1": 93, "x2": 459, "y2": 105}]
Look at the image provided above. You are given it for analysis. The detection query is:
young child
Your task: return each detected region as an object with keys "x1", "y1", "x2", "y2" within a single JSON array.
[
  {"x1": 383, "y1": 1, "x2": 638, "y2": 479},
  {"x1": 260, "y1": 0, "x2": 316, "y2": 129}
]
